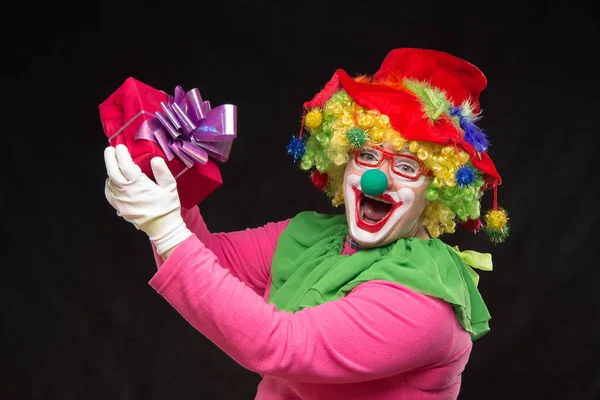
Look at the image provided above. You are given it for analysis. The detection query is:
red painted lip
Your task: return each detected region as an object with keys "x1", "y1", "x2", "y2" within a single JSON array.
[{"x1": 353, "y1": 187, "x2": 403, "y2": 233}]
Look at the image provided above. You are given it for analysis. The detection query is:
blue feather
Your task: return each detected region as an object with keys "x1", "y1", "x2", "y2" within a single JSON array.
[
  {"x1": 459, "y1": 116, "x2": 489, "y2": 153},
  {"x1": 449, "y1": 105, "x2": 489, "y2": 153},
  {"x1": 449, "y1": 105, "x2": 462, "y2": 117}
]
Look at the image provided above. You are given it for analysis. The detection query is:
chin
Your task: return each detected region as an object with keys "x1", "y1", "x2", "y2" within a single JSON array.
[{"x1": 344, "y1": 174, "x2": 415, "y2": 247}]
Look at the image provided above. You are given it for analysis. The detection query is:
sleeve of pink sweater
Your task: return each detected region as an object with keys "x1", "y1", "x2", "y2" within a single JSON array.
[
  {"x1": 151, "y1": 206, "x2": 290, "y2": 296},
  {"x1": 149, "y1": 234, "x2": 462, "y2": 384}
]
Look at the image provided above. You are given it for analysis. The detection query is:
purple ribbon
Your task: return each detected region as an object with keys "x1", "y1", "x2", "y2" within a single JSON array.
[{"x1": 135, "y1": 86, "x2": 237, "y2": 168}]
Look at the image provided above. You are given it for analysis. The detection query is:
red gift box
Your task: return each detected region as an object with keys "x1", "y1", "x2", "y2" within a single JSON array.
[{"x1": 99, "y1": 77, "x2": 223, "y2": 208}]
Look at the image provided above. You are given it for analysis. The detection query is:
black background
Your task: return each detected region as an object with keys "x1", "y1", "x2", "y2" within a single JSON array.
[{"x1": 4, "y1": 1, "x2": 599, "y2": 399}]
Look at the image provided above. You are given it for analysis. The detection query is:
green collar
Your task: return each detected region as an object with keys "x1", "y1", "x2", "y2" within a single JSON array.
[{"x1": 268, "y1": 211, "x2": 492, "y2": 340}]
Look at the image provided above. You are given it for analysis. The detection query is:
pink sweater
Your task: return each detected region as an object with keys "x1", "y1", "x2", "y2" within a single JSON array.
[{"x1": 149, "y1": 207, "x2": 473, "y2": 399}]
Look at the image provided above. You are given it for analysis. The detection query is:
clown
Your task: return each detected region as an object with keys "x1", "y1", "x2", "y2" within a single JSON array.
[{"x1": 104, "y1": 48, "x2": 509, "y2": 399}]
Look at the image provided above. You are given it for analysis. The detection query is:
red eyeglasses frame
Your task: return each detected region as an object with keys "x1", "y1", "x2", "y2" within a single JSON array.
[{"x1": 353, "y1": 146, "x2": 432, "y2": 180}]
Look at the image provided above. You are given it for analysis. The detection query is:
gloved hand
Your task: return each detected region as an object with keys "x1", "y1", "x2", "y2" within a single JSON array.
[{"x1": 104, "y1": 144, "x2": 191, "y2": 256}]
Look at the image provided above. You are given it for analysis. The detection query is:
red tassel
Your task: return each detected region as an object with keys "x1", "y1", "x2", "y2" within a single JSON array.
[
  {"x1": 493, "y1": 183, "x2": 498, "y2": 210},
  {"x1": 452, "y1": 139, "x2": 463, "y2": 167},
  {"x1": 299, "y1": 109, "x2": 307, "y2": 139}
]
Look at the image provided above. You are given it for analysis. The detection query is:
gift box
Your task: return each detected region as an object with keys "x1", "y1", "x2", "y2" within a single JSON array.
[{"x1": 99, "y1": 77, "x2": 237, "y2": 208}]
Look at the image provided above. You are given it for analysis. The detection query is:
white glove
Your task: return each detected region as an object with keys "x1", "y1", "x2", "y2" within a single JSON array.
[{"x1": 104, "y1": 144, "x2": 191, "y2": 256}]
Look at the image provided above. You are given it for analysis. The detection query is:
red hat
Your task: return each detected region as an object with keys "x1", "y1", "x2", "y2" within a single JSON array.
[{"x1": 303, "y1": 48, "x2": 501, "y2": 189}]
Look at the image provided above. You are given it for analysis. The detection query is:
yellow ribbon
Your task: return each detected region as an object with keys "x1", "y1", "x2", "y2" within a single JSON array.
[{"x1": 451, "y1": 246, "x2": 493, "y2": 287}]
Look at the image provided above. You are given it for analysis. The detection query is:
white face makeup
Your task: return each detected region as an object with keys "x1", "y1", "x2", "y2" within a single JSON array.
[{"x1": 343, "y1": 143, "x2": 431, "y2": 248}]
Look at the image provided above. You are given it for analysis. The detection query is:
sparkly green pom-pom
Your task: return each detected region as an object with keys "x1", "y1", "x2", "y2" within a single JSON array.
[
  {"x1": 347, "y1": 127, "x2": 368, "y2": 148},
  {"x1": 484, "y1": 223, "x2": 510, "y2": 244}
]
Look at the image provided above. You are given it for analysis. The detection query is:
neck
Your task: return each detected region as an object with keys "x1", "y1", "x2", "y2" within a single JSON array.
[
  {"x1": 406, "y1": 219, "x2": 431, "y2": 240},
  {"x1": 345, "y1": 235, "x2": 362, "y2": 251},
  {"x1": 412, "y1": 226, "x2": 432, "y2": 240}
]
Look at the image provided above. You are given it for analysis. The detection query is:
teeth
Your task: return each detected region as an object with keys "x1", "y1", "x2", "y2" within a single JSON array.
[{"x1": 364, "y1": 194, "x2": 392, "y2": 204}]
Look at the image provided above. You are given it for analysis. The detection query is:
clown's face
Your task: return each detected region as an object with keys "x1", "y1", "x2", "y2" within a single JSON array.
[{"x1": 343, "y1": 141, "x2": 432, "y2": 248}]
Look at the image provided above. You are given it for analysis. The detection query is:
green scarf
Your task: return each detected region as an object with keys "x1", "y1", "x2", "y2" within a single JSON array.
[{"x1": 268, "y1": 211, "x2": 492, "y2": 340}]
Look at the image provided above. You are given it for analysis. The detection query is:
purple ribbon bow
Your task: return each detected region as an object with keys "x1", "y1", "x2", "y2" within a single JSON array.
[{"x1": 136, "y1": 86, "x2": 237, "y2": 168}]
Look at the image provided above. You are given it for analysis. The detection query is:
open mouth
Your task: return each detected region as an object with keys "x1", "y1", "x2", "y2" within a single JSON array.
[{"x1": 353, "y1": 187, "x2": 402, "y2": 233}]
